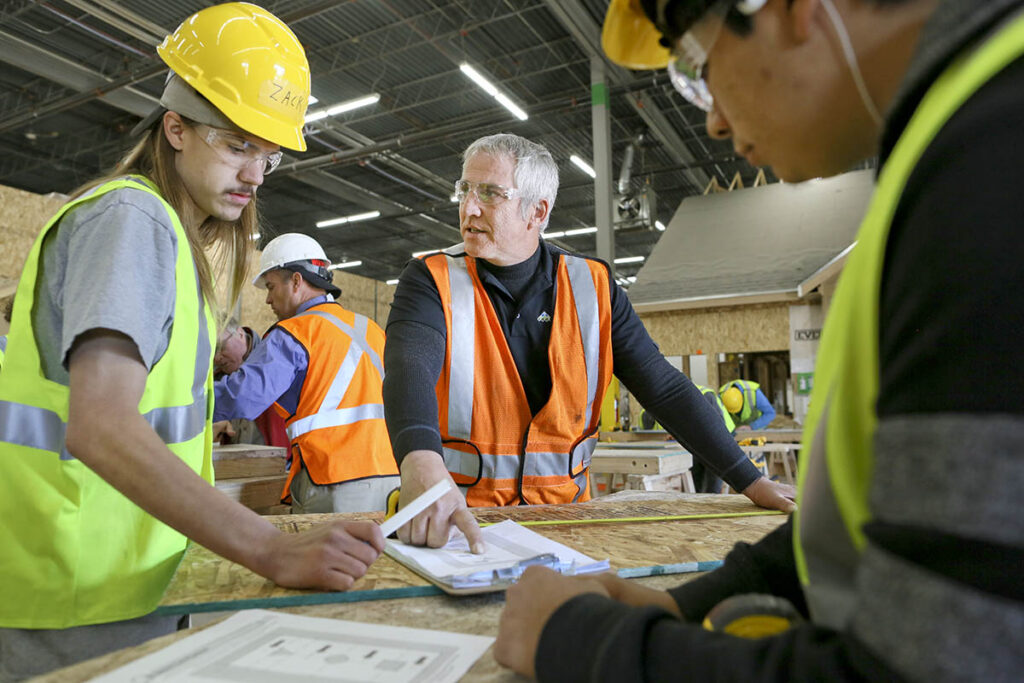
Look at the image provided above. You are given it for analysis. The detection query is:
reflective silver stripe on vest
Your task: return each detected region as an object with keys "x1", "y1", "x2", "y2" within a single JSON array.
[
  {"x1": 443, "y1": 440, "x2": 597, "y2": 481},
  {"x1": 0, "y1": 335, "x2": 7, "y2": 353},
  {"x1": 0, "y1": 282, "x2": 211, "y2": 459},
  {"x1": 799, "y1": 394, "x2": 860, "y2": 628},
  {"x1": 564, "y1": 255, "x2": 601, "y2": 428},
  {"x1": 285, "y1": 308, "x2": 384, "y2": 440},
  {"x1": 445, "y1": 256, "x2": 476, "y2": 439},
  {"x1": 0, "y1": 400, "x2": 73, "y2": 460}
]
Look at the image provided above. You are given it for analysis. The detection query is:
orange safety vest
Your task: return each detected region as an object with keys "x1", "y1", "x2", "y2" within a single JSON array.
[
  {"x1": 273, "y1": 301, "x2": 397, "y2": 501},
  {"x1": 424, "y1": 246, "x2": 614, "y2": 506}
]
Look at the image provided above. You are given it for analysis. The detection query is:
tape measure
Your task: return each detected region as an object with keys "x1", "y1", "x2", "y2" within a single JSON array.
[
  {"x1": 702, "y1": 594, "x2": 803, "y2": 638},
  {"x1": 482, "y1": 510, "x2": 783, "y2": 528}
]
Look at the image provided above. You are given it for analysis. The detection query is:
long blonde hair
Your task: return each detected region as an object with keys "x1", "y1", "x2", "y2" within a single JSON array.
[{"x1": 74, "y1": 120, "x2": 256, "y2": 326}]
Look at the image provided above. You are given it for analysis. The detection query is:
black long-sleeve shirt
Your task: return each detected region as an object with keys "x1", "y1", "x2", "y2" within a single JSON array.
[{"x1": 383, "y1": 242, "x2": 762, "y2": 492}]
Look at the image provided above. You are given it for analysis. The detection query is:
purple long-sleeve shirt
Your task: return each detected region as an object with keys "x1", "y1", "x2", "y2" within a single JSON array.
[{"x1": 213, "y1": 295, "x2": 331, "y2": 421}]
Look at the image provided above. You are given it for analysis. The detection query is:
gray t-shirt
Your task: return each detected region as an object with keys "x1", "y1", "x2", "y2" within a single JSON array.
[{"x1": 33, "y1": 183, "x2": 178, "y2": 382}]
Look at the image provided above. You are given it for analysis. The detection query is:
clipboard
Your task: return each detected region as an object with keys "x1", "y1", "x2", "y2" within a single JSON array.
[{"x1": 383, "y1": 520, "x2": 610, "y2": 595}]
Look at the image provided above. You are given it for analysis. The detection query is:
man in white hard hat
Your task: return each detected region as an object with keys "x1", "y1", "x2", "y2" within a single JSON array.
[
  {"x1": 0, "y1": 5, "x2": 384, "y2": 679},
  {"x1": 214, "y1": 233, "x2": 399, "y2": 513}
]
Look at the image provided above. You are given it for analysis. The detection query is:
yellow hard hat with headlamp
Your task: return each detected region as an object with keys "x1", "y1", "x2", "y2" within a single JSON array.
[{"x1": 602, "y1": 0, "x2": 672, "y2": 69}]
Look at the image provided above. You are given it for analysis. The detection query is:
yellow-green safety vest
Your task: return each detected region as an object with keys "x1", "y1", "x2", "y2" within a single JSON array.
[
  {"x1": 697, "y1": 384, "x2": 736, "y2": 433},
  {"x1": 794, "y1": 13, "x2": 1024, "y2": 629},
  {"x1": 0, "y1": 176, "x2": 215, "y2": 629}
]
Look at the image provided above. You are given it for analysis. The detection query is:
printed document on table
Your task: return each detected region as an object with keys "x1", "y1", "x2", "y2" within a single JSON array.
[
  {"x1": 91, "y1": 609, "x2": 493, "y2": 683},
  {"x1": 385, "y1": 519, "x2": 610, "y2": 591}
]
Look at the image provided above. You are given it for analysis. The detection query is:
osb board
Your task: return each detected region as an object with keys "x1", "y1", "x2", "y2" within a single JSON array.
[
  {"x1": 0, "y1": 184, "x2": 66, "y2": 283},
  {"x1": 158, "y1": 494, "x2": 783, "y2": 612},
  {"x1": 638, "y1": 301, "x2": 791, "y2": 357}
]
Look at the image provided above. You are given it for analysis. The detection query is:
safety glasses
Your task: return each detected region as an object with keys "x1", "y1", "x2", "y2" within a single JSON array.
[
  {"x1": 666, "y1": 0, "x2": 766, "y2": 111},
  {"x1": 199, "y1": 126, "x2": 283, "y2": 175},
  {"x1": 454, "y1": 179, "x2": 519, "y2": 205}
]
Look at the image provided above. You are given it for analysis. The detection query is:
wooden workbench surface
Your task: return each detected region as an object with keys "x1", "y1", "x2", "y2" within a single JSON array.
[{"x1": 36, "y1": 492, "x2": 786, "y2": 682}]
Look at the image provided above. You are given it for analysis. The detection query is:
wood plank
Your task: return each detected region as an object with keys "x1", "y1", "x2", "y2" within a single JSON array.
[
  {"x1": 737, "y1": 428, "x2": 803, "y2": 442},
  {"x1": 214, "y1": 474, "x2": 287, "y2": 514},
  {"x1": 591, "y1": 450, "x2": 692, "y2": 475},
  {"x1": 212, "y1": 444, "x2": 287, "y2": 480}
]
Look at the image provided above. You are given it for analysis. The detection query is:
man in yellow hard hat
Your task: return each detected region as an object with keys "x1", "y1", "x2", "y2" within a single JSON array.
[
  {"x1": 719, "y1": 378, "x2": 776, "y2": 430},
  {"x1": 495, "y1": 0, "x2": 1024, "y2": 680},
  {"x1": 0, "y1": 5, "x2": 383, "y2": 678}
]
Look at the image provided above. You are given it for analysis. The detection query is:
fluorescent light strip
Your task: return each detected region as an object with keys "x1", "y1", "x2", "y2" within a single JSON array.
[
  {"x1": 328, "y1": 260, "x2": 362, "y2": 270},
  {"x1": 564, "y1": 227, "x2": 597, "y2": 236},
  {"x1": 655, "y1": 220, "x2": 666, "y2": 232},
  {"x1": 542, "y1": 230, "x2": 565, "y2": 239},
  {"x1": 570, "y1": 155, "x2": 596, "y2": 179},
  {"x1": 308, "y1": 95, "x2": 319, "y2": 104},
  {"x1": 412, "y1": 248, "x2": 442, "y2": 258},
  {"x1": 614, "y1": 255, "x2": 645, "y2": 264},
  {"x1": 460, "y1": 63, "x2": 528, "y2": 121},
  {"x1": 305, "y1": 93, "x2": 380, "y2": 123},
  {"x1": 316, "y1": 210, "x2": 381, "y2": 229},
  {"x1": 386, "y1": 279, "x2": 400, "y2": 285}
]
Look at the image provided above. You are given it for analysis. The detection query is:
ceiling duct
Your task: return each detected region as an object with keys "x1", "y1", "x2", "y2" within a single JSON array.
[{"x1": 614, "y1": 135, "x2": 656, "y2": 231}]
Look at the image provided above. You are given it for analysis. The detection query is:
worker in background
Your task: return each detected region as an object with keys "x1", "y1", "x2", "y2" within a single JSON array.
[
  {"x1": 720, "y1": 378, "x2": 776, "y2": 430},
  {"x1": 214, "y1": 321, "x2": 260, "y2": 378},
  {"x1": 214, "y1": 233, "x2": 399, "y2": 514},
  {"x1": 494, "y1": 0, "x2": 1024, "y2": 680},
  {"x1": 384, "y1": 132, "x2": 796, "y2": 553},
  {"x1": 214, "y1": 321, "x2": 290, "y2": 448},
  {"x1": 692, "y1": 384, "x2": 736, "y2": 492},
  {"x1": 0, "y1": 6, "x2": 383, "y2": 679}
]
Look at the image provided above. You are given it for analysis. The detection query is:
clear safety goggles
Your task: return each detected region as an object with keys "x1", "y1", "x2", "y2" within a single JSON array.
[
  {"x1": 454, "y1": 179, "x2": 519, "y2": 205},
  {"x1": 666, "y1": 0, "x2": 763, "y2": 112},
  {"x1": 199, "y1": 126, "x2": 283, "y2": 175}
]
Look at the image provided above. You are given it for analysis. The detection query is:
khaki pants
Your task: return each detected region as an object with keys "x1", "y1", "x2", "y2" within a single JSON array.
[{"x1": 289, "y1": 467, "x2": 400, "y2": 514}]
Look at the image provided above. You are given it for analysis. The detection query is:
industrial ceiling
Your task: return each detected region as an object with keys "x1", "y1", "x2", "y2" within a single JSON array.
[{"x1": 0, "y1": 0, "x2": 775, "y2": 286}]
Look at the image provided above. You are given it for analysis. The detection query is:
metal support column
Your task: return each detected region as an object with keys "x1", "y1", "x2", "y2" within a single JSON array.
[{"x1": 591, "y1": 57, "x2": 615, "y2": 273}]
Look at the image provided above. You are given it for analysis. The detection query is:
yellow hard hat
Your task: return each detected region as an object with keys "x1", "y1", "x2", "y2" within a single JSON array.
[
  {"x1": 157, "y1": 2, "x2": 311, "y2": 151},
  {"x1": 602, "y1": 0, "x2": 672, "y2": 70},
  {"x1": 721, "y1": 387, "x2": 744, "y2": 414}
]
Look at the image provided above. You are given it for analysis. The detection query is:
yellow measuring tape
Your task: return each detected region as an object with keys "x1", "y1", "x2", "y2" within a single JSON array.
[{"x1": 479, "y1": 510, "x2": 783, "y2": 527}]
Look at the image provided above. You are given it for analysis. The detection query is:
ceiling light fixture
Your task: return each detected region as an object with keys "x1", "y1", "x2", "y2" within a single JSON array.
[
  {"x1": 386, "y1": 279, "x2": 400, "y2": 285},
  {"x1": 328, "y1": 260, "x2": 363, "y2": 270},
  {"x1": 564, "y1": 227, "x2": 598, "y2": 236},
  {"x1": 614, "y1": 255, "x2": 645, "y2": 264},
  {"x1": 316, "y1": 210, "x2": 381, "y2": 229},
  {"x1": 305, "y1": 93, "x2": 381, "y2": 124},
  {"x1": 655, "y1": 220, "x2": 666, "y2": 231},
  {"x1": 412, "y1": 248, "x2": 442, "y2": 258},
  {"x1": 459, "y1": 63, "x2": 528, "y2": 121},
  {"x1": 570, "y1": 155, "x2": 596, "y2": 178}
]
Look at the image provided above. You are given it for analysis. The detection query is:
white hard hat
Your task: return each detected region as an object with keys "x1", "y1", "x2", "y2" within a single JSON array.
[{"x1": 253, "y1": 233, "x2": 331, "y2": 288}]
